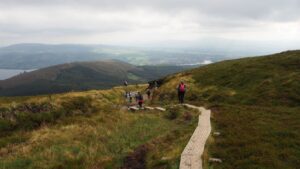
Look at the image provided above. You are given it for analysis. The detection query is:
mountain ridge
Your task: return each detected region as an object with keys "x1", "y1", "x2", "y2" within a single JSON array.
[
  {"x1": 0, "y1": 59, "x2": 191, "y2": 96},
  {"x1": 0, "y1": 43, "x2": 223, "y2": 69}
]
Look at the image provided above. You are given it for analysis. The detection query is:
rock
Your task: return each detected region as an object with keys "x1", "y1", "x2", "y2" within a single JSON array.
[
  {"x1": 145, "y1": 106, "x2": 155, "y2": 110},
  {"x1": 128, "y1": 106, "x2": 139, "y2": 111},
  {"x1": 209, "y1": 158, "x2": 222, "y2": 163},
  {"x1": 161, "y1": 156, "x2": 171, "y2": 160},
  {"x1": 155, "y1": 107, "x2": 166, "y2": 111},
  {"x1": 213, "y1": 132, "x2": 221, "y2": 136}
]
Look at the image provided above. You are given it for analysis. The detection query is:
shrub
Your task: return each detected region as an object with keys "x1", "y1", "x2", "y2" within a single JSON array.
[
  {"x1": 165, "y1": 107, "x2": 180, "y2": 120},
  {"x1": 183, "y1": 111, "x2": 192, "y2": 121},
  {"x1": 0, "y1": 96, "x2": 99, "y2": 134},
  {"x1": 4, "y1": 158, "x2": 32, "y2": 169},
  {"x1": 0, "y1": 102, "x2": 53, "y2": 132},
  {"x1": 0, "y1": 119, "x2": 14, "y2": 132},
  {"x1": 15, "y1": 112, "x2": 39, "y2": 130},
  {"x1": 188, "y1": 92, "x2": 199, "y2": 101},
  {"x1": 14, "y1": 102, "x2": 53, "y2": 114},
  {"x1": 61, "y1": 96, "x2": 94, "y2": 115}
]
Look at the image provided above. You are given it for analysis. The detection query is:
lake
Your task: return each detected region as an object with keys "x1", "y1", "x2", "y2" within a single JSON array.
[{"x1": 0, "y1": 69, "x2": 35, "y2": 80}]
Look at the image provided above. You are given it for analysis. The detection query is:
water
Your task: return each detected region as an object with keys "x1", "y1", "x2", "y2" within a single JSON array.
[
  {"x1": 179, "y1": 60, "x2": 213, "y2": 66},
  {"x1": 0, "y1": 69, "x2": 35, "y2": 80}
]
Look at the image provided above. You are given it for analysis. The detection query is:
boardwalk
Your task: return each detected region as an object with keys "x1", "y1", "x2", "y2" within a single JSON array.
[{"x1": 180, "y1": 104, "x2": 212, "y2": 169}]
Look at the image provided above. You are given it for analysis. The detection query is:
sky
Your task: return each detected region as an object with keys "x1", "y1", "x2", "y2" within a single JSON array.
[{"x1": 0, "y1": 0, "x2": 300, "y2": 52}]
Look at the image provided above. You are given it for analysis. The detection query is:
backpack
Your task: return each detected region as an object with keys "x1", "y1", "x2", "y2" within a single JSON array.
[{"x1": 179, "y1": 84, "x2": 185, "y2": 92}]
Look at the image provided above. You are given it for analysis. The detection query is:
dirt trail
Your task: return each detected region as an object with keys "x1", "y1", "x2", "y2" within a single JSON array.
[{"x1": 180, "y1": 104, "x2": 211, "y2": 169}]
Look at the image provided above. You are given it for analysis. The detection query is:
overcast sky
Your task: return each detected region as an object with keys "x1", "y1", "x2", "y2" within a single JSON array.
[{"x1": 0, "y1": 0, "x2": 300, "y2": 51}]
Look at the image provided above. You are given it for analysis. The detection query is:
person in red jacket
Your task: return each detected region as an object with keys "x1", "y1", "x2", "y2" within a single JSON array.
[{"x1": 177, "y1": 81, "x2": 186, "y2": 104}]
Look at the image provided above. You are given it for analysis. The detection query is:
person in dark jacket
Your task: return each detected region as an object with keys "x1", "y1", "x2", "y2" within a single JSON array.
[
  {"x1": 137, "y1": 92, "x2": 144, "y2": 108},
  {"x1": 124, "y1": 80, "x2": 128, "y2": 86},
  {"x1": 129, "y1": 92, "x2": 133, "y2": 103},
  {"x1": 146, "y1": 88, "x2": 151, "y2": 100},
  {"x1": 177, "y1": 81, "x2": 186, "y2": 104}
]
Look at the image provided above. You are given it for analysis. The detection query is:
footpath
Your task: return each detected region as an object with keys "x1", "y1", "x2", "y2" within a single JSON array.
[
  {"x1": 179, "y1": 104, "x2": 211, "y2": 169},
  {"x1": 124, "y1": 90, "x2": 211, "y2": 169}
]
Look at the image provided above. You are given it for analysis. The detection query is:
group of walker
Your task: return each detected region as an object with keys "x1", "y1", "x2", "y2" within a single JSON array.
[
  {"x1": 124, "y1": 80, "x2": 154, "y2": 109},
  {"x1": 123, "y1": 80, "x2": 186, "y2": 109},
  {"x1": 125, "y1": 91, "x2": 145, "y2": 108}
]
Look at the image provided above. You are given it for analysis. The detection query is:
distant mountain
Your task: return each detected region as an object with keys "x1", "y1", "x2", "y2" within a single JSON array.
[
  {"x1": 0, "y1": 60, "x2": 191, "y2": 96},
  {"x1": 0, "y1": 43, "x2": 222, "y2": 69},
  {"x1": 0, "y1": 44, "x2": 109, "y2": 69}
]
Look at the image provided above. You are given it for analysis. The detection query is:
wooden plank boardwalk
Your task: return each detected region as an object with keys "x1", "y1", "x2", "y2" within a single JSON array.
[{"x1": 180, "y1": 104, "x2": 212, "y2": 169}]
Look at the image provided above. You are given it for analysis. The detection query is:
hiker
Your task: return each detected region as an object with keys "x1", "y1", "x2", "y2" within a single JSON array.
[
  {"x1": 129, "y1": 92, "x2": 133, "y2": 103},
  {"x1": 135, "y1": 92, "x2": 139, "y2": 103},
  {"x1": 137, "y1": 92, "x2": 144, "y2": 108},
  {"x1": 124, "y1": 91, "x2": 129, "y2": 99},
  {"x1": 146, "y1": 88, "x2": 151, "y2": 99},
  {"x1": 177, "y1": 81, "x2": 186, "y2": 104},
  {"x1": 124, "y1": 80, "x2": 128, "y2": 87},
  {"x1": 124, "y1": 92, "x2": 129, "y2": 107},
  {"x1": 154, "y1": 81, "x2": 158, "y2": 89}
]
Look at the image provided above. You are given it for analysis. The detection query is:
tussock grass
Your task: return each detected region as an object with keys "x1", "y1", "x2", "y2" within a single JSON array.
[
  {"x1": 209, "y1": 105, "x2": 300, "y2": 169},
  {"x1": 0, "y1": 106, "x2": 198, "y2": 169},
  {"x1": 0, "y1": 84, "x2": 200, "y2": 169},
  {"x1": 154, "y1": 51, "x2": 300, "y2": 169},
  {"x1": 1, "y1": 51, "x2": 299, "y2": 169}
]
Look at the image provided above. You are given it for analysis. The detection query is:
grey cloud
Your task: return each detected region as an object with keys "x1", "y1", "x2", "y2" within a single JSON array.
[
  {"x1": 0, "y1": 0, "x2": 299, "y2": 47},
  {"x1": 1, "y1": 0, "x2": 300, "y2": 21}
]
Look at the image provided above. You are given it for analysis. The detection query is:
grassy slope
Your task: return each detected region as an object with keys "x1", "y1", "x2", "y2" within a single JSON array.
[
  {"x1": 1, "y1": 51, "x2": 299, "y2": 169},
  {"x1": 153, "y1": 51, "x2": 300, "y2": 169},
  {"x1": 0, "y1": 60, "x2": 191, "y2": 96},
  {"x1": 0, "y1": 85, "x2": 199, "y2": 169}
]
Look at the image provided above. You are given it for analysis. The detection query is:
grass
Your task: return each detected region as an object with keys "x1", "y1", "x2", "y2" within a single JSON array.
[
  {"x1": 145, "y1": 107, "x2": 200, "y2": 169},
  {"x1": 153, "y1": 51, "x2": 300, "y2": 169},
  {"x1": 1, "y1": 50, "x2": 299, "y2": 169},
  {"x1": 208, "y1": 105, "x2": 300, "y2": 169},
  {"x1": 0, "y1": 84, "x2": 200, "y2": 169},
  {"x1": 0, "y1": 110, "x2": 167, "y2": 169}
]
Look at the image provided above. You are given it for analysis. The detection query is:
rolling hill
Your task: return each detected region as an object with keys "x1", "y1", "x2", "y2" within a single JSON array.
[
  {"x1": 0, "y1": 50, "x2": 299, "y2": 169},
  {"x1": 0, "y1": 60, "x2": 190, "y2": 96},
  {"x1": 153, "y1": 50, "x2": 300, "y2": 168},
  {"x1": 0, "y1": 43, "x2": 224, "y2": 69}
]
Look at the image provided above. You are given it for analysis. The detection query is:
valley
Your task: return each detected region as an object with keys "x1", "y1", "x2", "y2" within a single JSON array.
[{"x1": 0, "y1": 44, "x2": 223, "y2": 70}]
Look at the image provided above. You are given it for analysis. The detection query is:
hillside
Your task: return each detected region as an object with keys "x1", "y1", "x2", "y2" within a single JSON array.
[
  {"x1": 0, "y1": 60, "x2": 189, "y2": 96},
  {"x1": 0, "y1": 43, "x2": 223, "y2": 69},
  {"x1": 153, "y1": 50, "x2": 300, "y2": 168},
  {"x1": 0, "y1": 85, "x2": 200, "y2": 169},
  {"x1": 0, "y1": 51, "x2": 299, "y2": 169}
]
